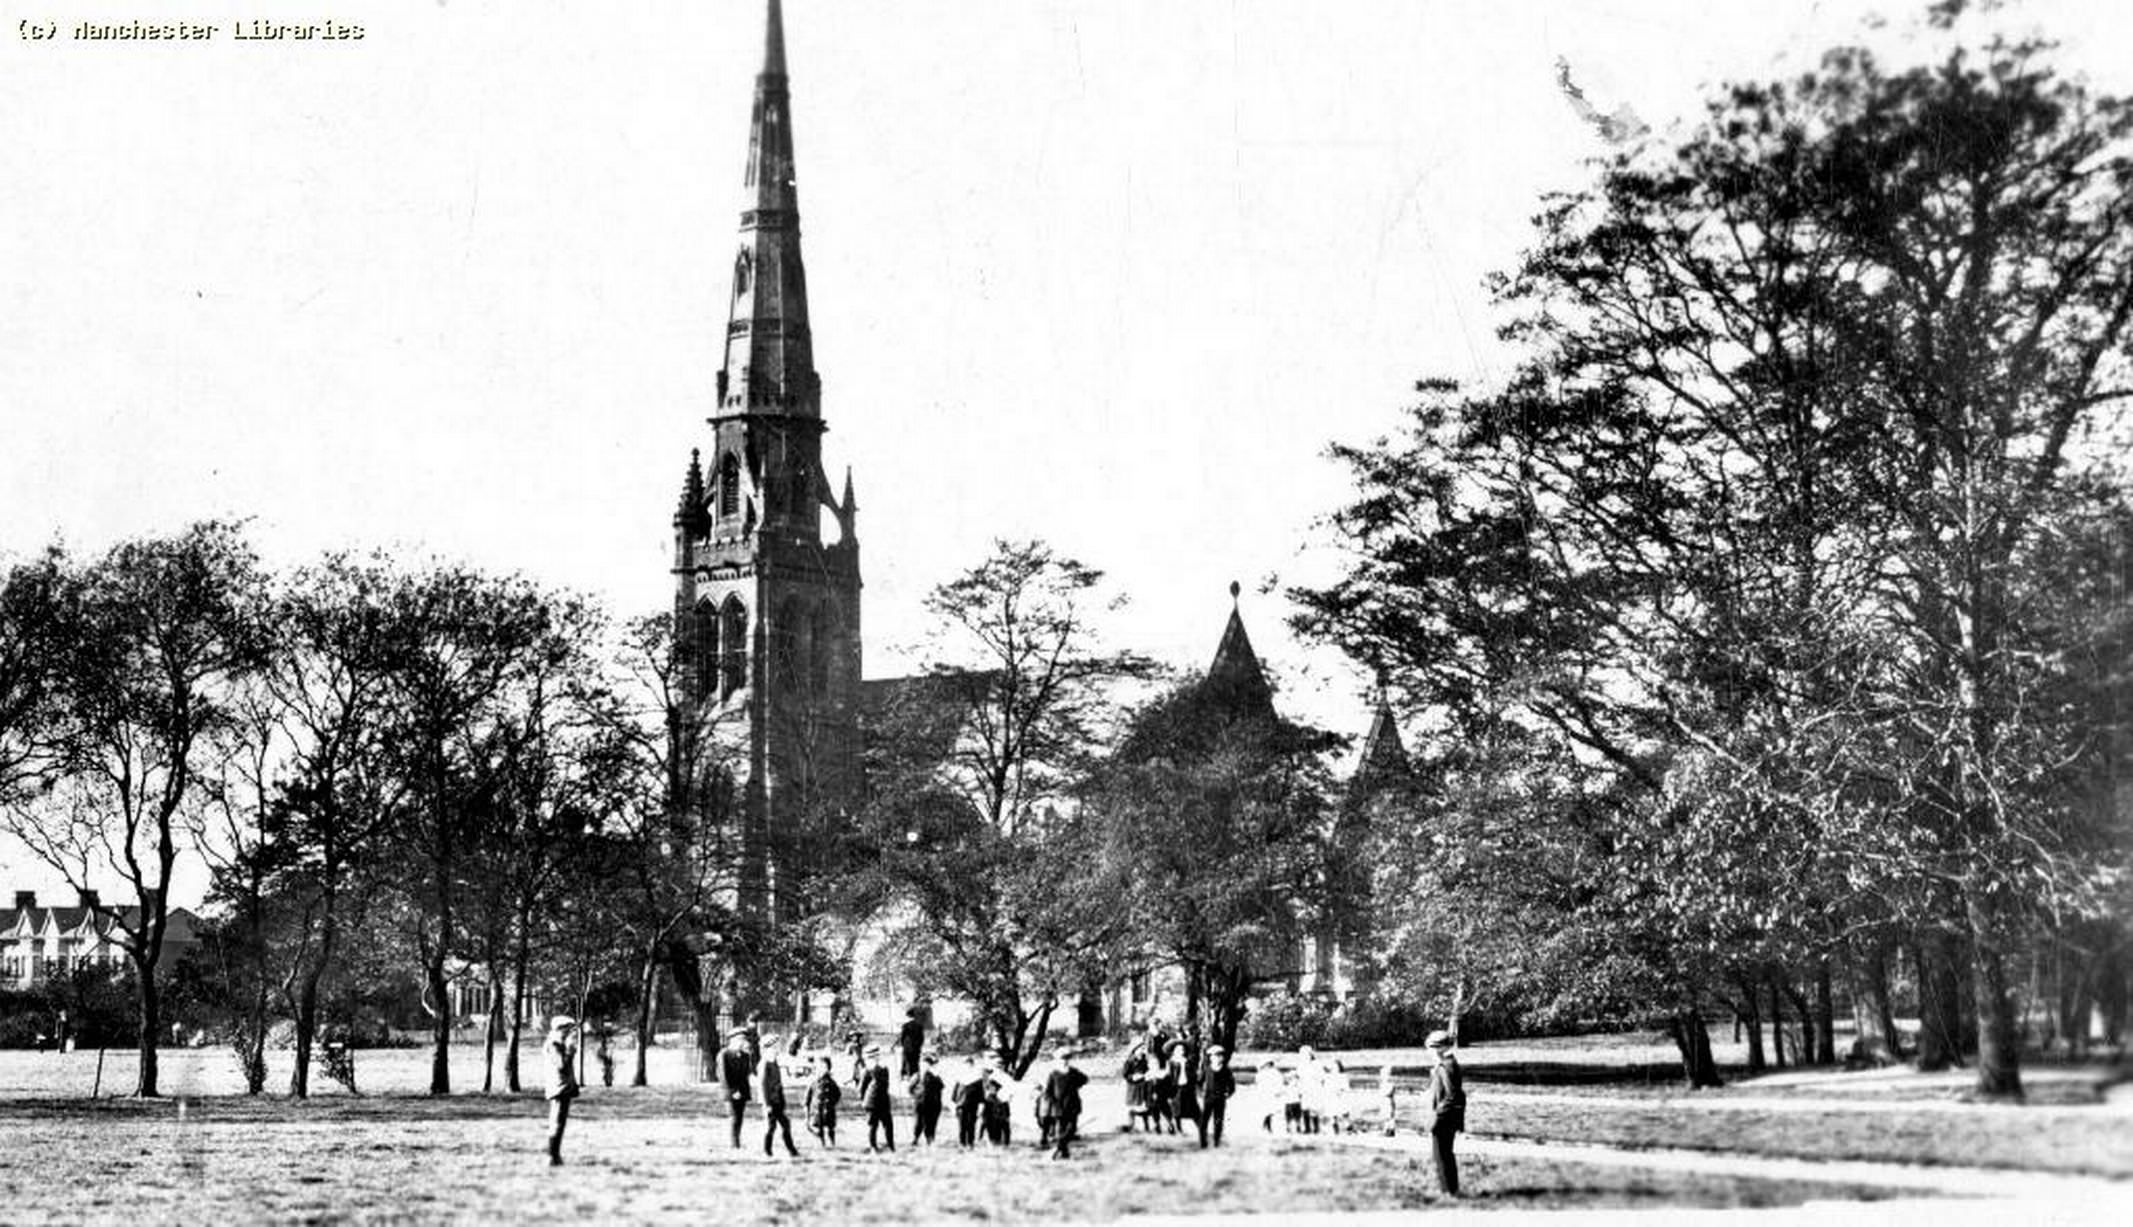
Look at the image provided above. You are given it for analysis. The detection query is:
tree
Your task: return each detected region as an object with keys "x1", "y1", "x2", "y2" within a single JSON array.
[
  {"x1": 0, "y1": 523, "x2": 269, "y2": 1096},
  {"x1": 1088, "y1": 672, "x2": 1338, "y2": 1053},
  {"x1": 846, "y1": 541, "x2": 1152, "y2": 1075},
  {"x1": 1296, "y1": 9, "x2": 2133, "y2": 1097}
]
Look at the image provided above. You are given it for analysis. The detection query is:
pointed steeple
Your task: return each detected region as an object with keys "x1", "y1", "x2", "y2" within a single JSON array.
[
  {"x1": 1206, "y1": 581, "x2": 1274, "y2": 715},
  {"x1": 719, "y1": 0, "x2": 816, "y2": 420}
]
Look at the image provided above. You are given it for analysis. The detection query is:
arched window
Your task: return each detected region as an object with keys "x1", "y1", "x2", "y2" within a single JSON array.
[
  {"x1": 733, "y1": 250, "x2": 752, "y2": 297},
  {"x1": 691, "y1": 600, "x2": 720, "y2": 701},
  {"x1": 718, "y1": 453, "x2": 741, "y2": 520},
  {"x1": 719, "y1": 597, "x2": 748, "y2": 701}
]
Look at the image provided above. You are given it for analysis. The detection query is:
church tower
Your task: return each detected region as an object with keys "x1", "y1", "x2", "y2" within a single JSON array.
[{"x1": 673, "y1": 0, "x2": 862, "y2": 923}]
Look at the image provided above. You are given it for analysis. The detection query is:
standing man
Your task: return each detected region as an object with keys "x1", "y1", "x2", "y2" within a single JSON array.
[
  {"x1": 909, "y1": 1051, "x2": 946, "y2": 1145},
  {"x1": 1039, "y1": 1049, "x2": 1090, "y2": 1159},
  {"x1": 1197, "y1": 1043, "x2": 1236, "y2": 1149},
  {"x1": 759, "y1": 1033, "x2": 801, "y2": 1157},
  {"x1": 949, "y1": 1053, "x2": 985, "y2": 1147},
  {"x1": 859, "y1": 1044, "x2": 897, "y2": 1151},
  {"x1": 1425, "y1": 1030, "x2": 1466, "y2": 1197},
  {"x1": 543, "y1": 1015, "x2": 580, "y2": 1166},
  {"x1": 719, "y1": 1028, "x2": 755, "y2": 1149},
  {"x1": 898, "y1": 1005, "x2": 927, "y2": 1080}
]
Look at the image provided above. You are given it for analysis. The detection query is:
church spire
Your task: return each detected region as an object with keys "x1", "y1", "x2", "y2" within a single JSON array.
[
  {"x1": 718, "y1": 0, "x2": 816, "y2": 419},
  {"x1": 1206, "y1": 581, "x2": 1274, "y2": 715}
]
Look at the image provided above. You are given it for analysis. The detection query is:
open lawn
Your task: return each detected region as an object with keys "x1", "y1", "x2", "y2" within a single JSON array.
[{"x1": 1, "y1": 1037, "x2": 2127, "y2": 1223}]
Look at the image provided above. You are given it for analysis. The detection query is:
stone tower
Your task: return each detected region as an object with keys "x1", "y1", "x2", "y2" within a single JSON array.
[{"x1": 672, "y1": 0, "x2": 861, "y2": 923}]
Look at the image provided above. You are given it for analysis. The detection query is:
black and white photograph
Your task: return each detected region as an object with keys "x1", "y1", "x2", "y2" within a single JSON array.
[{"x1": 3, "y1": 1, "x2": 2132, "y2": 1222}]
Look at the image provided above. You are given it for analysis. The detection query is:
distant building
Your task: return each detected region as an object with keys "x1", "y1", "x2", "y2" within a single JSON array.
[{"x1": 0, "y1": 890, "x2": 200, "y2": 990}]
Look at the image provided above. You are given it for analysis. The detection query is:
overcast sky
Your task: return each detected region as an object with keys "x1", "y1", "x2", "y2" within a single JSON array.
[{"x1": 3, "y1": 1, "x2": 2127, "y2": 900}]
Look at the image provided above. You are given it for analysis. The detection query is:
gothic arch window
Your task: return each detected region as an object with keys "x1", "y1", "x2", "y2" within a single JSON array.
[
  {"x1": 691, "y1": 599, "x2": 721, "y2": 701},
  {"x1": 718, "y1": 452, "x2": 741, "y2": 520},
  {"x1": 733, "y1": 250, "x2": 752, "y2": 298},
  {"x1": 719, "y1": 596, "x2": 748, "y2": 701}
]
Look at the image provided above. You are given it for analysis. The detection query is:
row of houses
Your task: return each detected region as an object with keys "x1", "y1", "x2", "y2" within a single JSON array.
[{"x1": 0, "y1": 890, "x2": 200, "y2": 991}]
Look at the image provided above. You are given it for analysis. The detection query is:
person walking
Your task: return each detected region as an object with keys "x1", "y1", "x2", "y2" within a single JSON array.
[
  {"x1": 719, "y1": 1028, "x2": 755, "y2": 1149},
  {"x1": 1425, "y1": 1030, "x2": 1467, "y2": 1197},
  {"x1": 760, "y1": 1033, "x2": 801, "y2": 1157},
  {"x1": 909, "y1": 1051, "x2": 945, "y2": 1145},
  {"x1": 859, "y1": 1045, "x2": 897, "y2": 1151},
  {"x1": 1038, "y1": 1049, "x2": 1089, "y2": 1159},
  {"x1": 1121, "y1": 1040, "x2": 1151, "y2": 1132},
  {"x1": 1168, "y1": 1046, "x2": 1199, "y2": 1139},
  {"x1": 543, "y1": 1015, "x2": 580, "y2": 1166},
  {"x1": 1197, "y1": 1044, "x2": 1236, "y2": 1149},
  {"x1": 806, "y1": 1054, "x2": 842, "y2": 1147}
]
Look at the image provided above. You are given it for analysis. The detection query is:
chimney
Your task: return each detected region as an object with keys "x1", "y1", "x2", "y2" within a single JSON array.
[
  {"x1": 12, "y1": 890, "x2": 32, "y2": 910},
  {"x1": 78, "y1": 889, "x2": 98, "y2": 909}
]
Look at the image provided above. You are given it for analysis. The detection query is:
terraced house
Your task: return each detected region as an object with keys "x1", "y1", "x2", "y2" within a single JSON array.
[{"x1": 0, "y1": 890, "x2": 199, "y2": 990}]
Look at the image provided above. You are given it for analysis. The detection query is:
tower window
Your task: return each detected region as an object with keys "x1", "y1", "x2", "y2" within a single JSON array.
[
  {"x1": 718, "y1": 453, "x2": 741, "y2": 520},
  {"x1": 734, "y1": 250, "x2": 752, "y2": 297},
  {"x1": 691, "y1": 600, "x2": 720, "y2": 702},
  {"x1": 808, "y1": 603, "x2": 833, "y2": 696},
  {"x1": 719, "y1": 597, "x2": 748, "y2": 701}
]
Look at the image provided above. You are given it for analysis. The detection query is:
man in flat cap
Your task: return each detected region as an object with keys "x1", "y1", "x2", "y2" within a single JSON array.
[
  {"x1": 1425, "y1": 1030, "x2": 1466, "y2": 1196},
  {"x1": 543, "y1": 1015, "x2": 580, "y2": 1166},
  {"x1": 1197, "y1": 1043, "x2": 1236, "y2": 1149}
]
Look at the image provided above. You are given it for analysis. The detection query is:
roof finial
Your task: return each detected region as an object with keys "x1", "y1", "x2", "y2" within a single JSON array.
[{"x1": 1229, "y1": 580, "x2": 1241, "y2": 606}]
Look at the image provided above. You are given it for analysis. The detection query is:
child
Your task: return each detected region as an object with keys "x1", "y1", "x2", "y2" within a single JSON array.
[
  {"x1": 1280, "y1": 1062, "x2": 1304, "y2": 1133},
  {"x1": 981, "y1": 1062, "x2": 1014, "y2": 1146},
  {"x1": 1148, "y1": 1045, "x2": 1179, "y2": 1134},
  {"x1": 859, "y1": 1045, "x2": 896, "y2": 1151},
  {"x1": 543, "y1": 1015, "x2": 580, "y2": 1166},
  {"x1": 806, "y1": 1054, "x2": 842, "y2": 1147},
  {"x1": 908, "y1": 1051, "x2": 945, "y2": 1145},
  {"x1": 1378, "y1": 1063, "x2": 1398, "y2": 1136}
]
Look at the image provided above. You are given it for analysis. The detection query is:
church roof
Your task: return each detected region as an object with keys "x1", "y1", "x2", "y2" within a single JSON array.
[{"x1": 1350, "y1": 697, "x2": 1412, "y2": 793}]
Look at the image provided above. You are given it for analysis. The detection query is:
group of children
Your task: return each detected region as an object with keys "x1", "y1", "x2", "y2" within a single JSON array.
[{"x1": 542, "y1": 1014, "x2": 1442, "y2": 1173}]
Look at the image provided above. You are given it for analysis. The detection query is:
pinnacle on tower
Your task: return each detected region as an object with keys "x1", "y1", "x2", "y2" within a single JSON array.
[
  {"x1": 1207, "y1": 582, "x2": 1274, "y2": 715},
  {"x1": 763, "y1": 0, "x2": 787, "y2": 79}
]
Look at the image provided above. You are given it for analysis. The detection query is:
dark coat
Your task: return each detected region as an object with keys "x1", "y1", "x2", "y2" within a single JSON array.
[
  {"x1": 806, "y1": 1073, "x2": 842, "y2": 1130},
  {"x1": 908, "y1": 1068, "x2": 945, "y2": 1112},
  {"x1": 859, "y1": 1063, "x2": 895, "y2": 1114},
  {"x1": 1039, "y1": 1065, "x2": 1089, "y2": 1120},
  {"x1": 1429, "y1": 1055, "x2": 1466, "y2": 1132},
  {"x1": 1199, "y1": 1062, "x2": 1236, "y2": 1105},
  {"x1": 760, "y1": 1057, "x2": 788, "y2": 1111},
  {"x1": 719, "y1": 1047, "x2": 754, "y2": 1102}
]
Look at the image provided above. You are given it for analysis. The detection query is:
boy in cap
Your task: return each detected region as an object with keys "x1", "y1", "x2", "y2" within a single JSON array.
[
  {"x1": 543, "y1": 1015, "x2": 580, "y2": 1166},
  {"x1": 1426, "y1": 1030, "x2": 1466, "y2": 1196},
  {"x1": 858, "y1": 1044, "x2": 897, "y2": 1151},
  {"x1": 908, "y1": 1050, "x2": 946, "y2": 1145},
  {"x1": 1197, "y1": 1044, "x2": 1236, "y2": 1149},
  {"x1": 980, "y1": 1058, "x2": 1014, "y2": 1146},
  {"x1": 806, "y1": 1053, "x2": 842, "y2": 1147},
  {"x1": 719, "y1": 1028, "x2": 755, "y2": 1149},
  {"x1": 948, "y1": 1052, "x2": 986, "y2": 1147},
  {"x1": 759, "y1": 1033, "x2": 801, "y2": 1157}
]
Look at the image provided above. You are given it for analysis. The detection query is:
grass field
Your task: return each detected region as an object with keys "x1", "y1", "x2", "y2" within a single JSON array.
[{"x1": 1, "y1": 1035, "x2": 2126, "y2": 1224}]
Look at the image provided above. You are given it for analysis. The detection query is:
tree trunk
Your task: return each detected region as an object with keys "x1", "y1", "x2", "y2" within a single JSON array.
[
  {"x1": 1967, "y1": 894, "x2": 2025, "y2": 1101},
  {"x1": 1767, "y1": 975, "x2": 1786, "y2": 1069},
  {"x1": 505, "y1": 918, "x2": 533, "y2": 1094},
  {"x1": 1847, "y1": 940, "x2": 1901, "y2": 1064},
  {"x1": 1915, "y1": 934, "x2": 1966, "y2": 1071},
  {"x1": 633, "y1": 954, "x2": 661, "y2": 1088},
  {"x1": 426, "y1": 951, "x2": 452, "y2": 1095},
  {"x1": 291, "y1": 966, "x2": 323, "y2": 1099},
  {"x1": 1812, "y1": 961, "x2": 1836, "y2": 1065},
  {"x1": 1736, "y1": 976, "x2": 1766, "y2": 1074},
  {"x1": 1668, "y1": 1007, "x2": 1724, "y2": 1089},
  {"x1": 2096, "y1": 945, "x2": 2128, "y2": 1047},
  {"x1": 135, "y1": 955, "x2": 162, "y2": 1098},
  {"x1": 480, "y1": 963, "x2": 503, "y2": 1093}
]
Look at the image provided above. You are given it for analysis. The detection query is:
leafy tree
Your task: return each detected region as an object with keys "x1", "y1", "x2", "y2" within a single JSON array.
[
  {"x1": 0, "y1": 523, "x2": 269, "y2": 1096},
  {"x1": 846, "y1": 541, "x2": 1152, "y2": 1075}
]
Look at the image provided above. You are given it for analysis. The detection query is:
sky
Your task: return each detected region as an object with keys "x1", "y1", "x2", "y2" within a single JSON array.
[{"x1": 2, "y1": 1, "x2": 2128, "y2": 901}]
